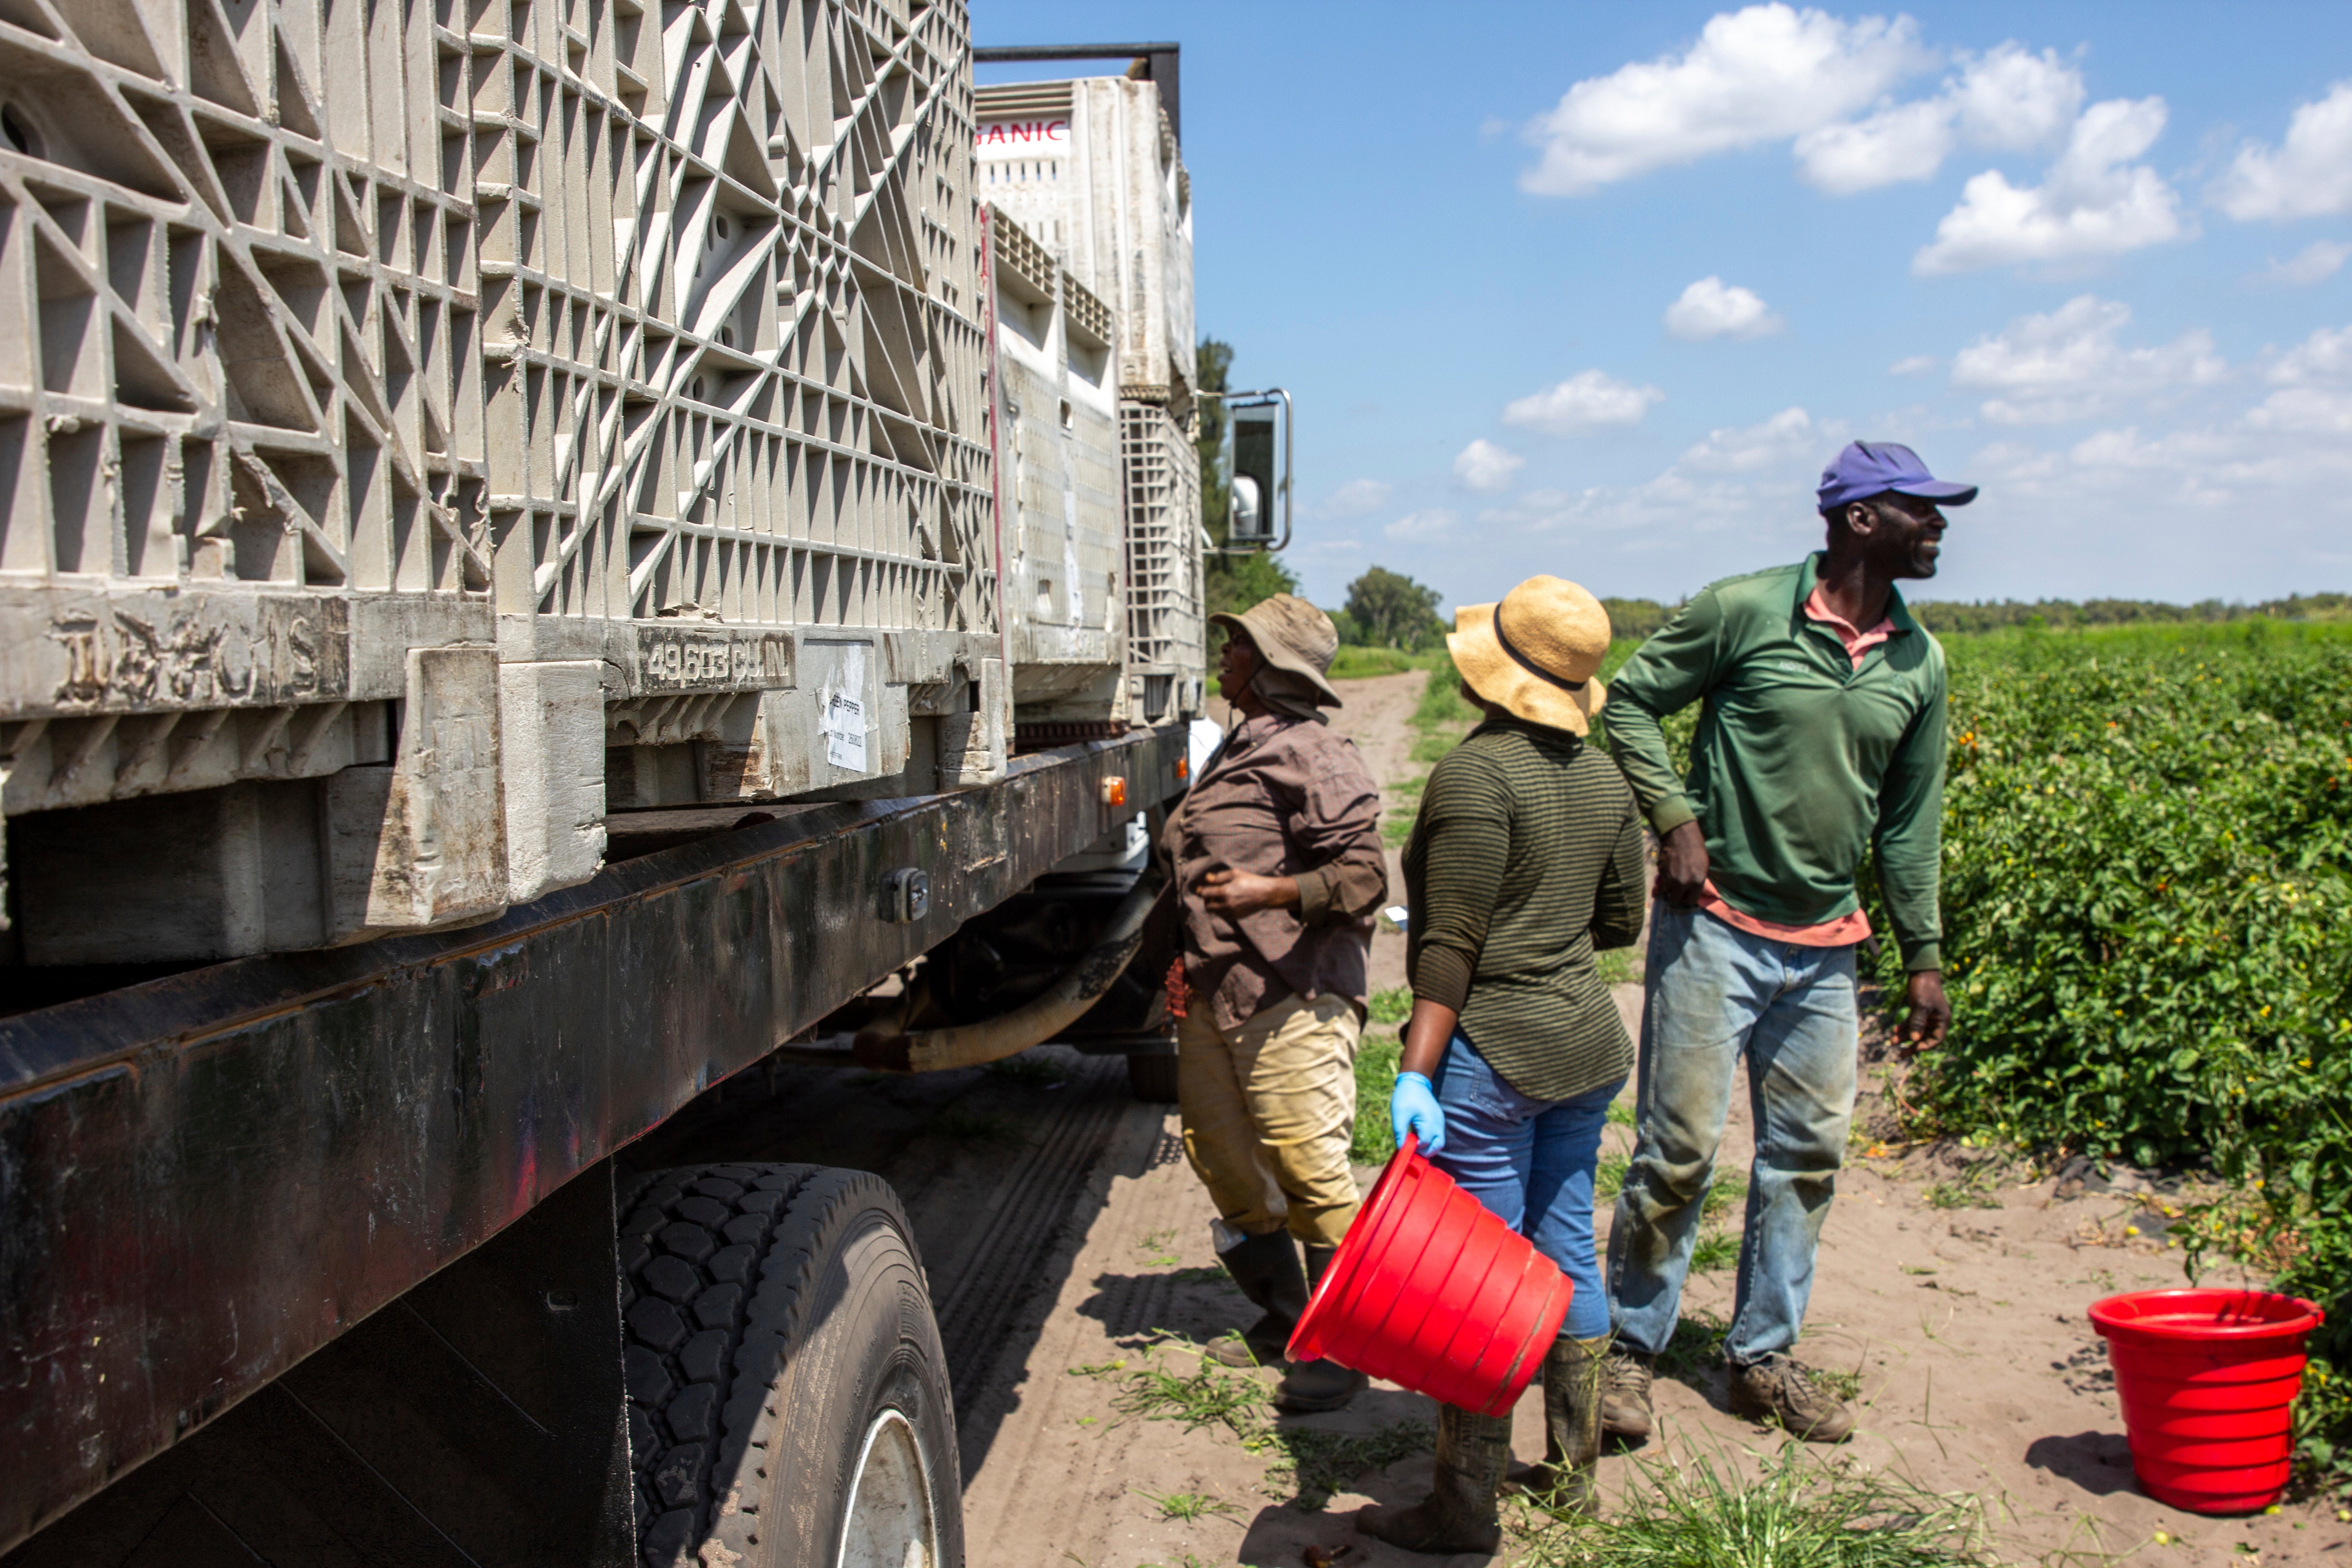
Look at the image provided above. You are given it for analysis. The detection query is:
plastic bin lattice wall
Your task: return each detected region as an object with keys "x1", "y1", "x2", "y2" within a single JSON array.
[
  {"x1": 1119, "y1": 400, "x2": 1203, "y2": 722},
  {"x1": 0, "y1": 0, "x2": 1004, "y2": 959}
]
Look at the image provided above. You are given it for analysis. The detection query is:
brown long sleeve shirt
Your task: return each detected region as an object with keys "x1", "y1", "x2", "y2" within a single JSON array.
[{"x1": 1162, "y1": 712, "x2": 1388, "y2": 1032}]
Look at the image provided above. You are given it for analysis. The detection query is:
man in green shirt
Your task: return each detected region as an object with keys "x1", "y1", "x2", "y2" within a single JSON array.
[{"x1": 1602, "y1": 441, "x2": 1966, "y2": 1444}]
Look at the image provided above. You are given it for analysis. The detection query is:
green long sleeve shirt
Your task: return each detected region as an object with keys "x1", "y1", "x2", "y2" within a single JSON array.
[
  {"x1": 1603, "y1": 554, "x2": 1948, "y2": 972},
  {"x1": 1402, "y1": 717, "x2": 1648, "y2": 1102}
]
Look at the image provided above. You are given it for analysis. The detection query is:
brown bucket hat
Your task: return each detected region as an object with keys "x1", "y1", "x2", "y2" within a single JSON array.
[
  {"x1": 1210, "y1": 593, "x2": 1343, "y2": 709},
  {"x1": 1447, "y1": 575, "x2": 1611, "y2": 734}
]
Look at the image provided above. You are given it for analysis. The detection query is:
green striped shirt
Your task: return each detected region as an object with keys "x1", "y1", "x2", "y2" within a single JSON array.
[{"x1": 1401, "y1": 716, "x2": 1648, "y2": 1102}]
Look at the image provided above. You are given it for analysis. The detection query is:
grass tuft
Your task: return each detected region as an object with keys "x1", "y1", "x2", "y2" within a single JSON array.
[
  {"x1": 1131, "y1": 1487, "x2": 1240, "y2": 1524},
  {"x1": 1352, "y1": 1030, "x2": 1402, "y2": 1164},
  {"x1": 985, "y1": 1052, "x2": 1069, "y2": 1086},
  {"x1": 1368, "y1": 987, "x2": 1413, "y2": 1025},
  {"x1": 1076, "y1": 1341, "x2": 1271, "y2": 1444},
  {"x1": 1597, "y1": 946, "x2": 1641, "y2": 986},
  {"x1": 1262, "y1": 1421, "x2": 1434, "y2": 1512},
  {"x1": 1689, "y1": 1229, "x2": 1740, "y2": 1273},
  {"x1": 1510, "y1": 1440, "x2": 1994, "y2": 1566}
]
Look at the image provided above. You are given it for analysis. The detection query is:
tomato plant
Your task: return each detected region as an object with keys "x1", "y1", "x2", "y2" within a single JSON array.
[{"x1": 1862, "y1": 624, "x2": 2352, "y2": 1490}]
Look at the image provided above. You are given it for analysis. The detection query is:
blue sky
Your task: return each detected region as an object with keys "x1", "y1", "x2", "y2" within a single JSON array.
[{"x1": 975, "y1": 2, "x2": 2352, "y2": 611}]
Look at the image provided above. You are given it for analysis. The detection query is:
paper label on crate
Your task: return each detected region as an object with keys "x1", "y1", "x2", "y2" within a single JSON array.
[
  {"x1": 975, "y1": 118, "x2": 1069, "y2": 161},
  {"x1": 824, "y1": 692, "x2": 866, "y2": 770},
  {"x1": 820, "y1": 643, "x2": 868, "y2": 772}
]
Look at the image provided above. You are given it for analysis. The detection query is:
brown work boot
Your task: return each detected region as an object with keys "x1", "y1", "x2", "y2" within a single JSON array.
[
  {"x1": 1600, "y1": 1344, "x2": 1656, "y2": 1444},
  {"x1": 1727, "y1": 1354, "x2": 1855, "y2": 1443},
  {"x1": 1355, "y1": 1404, "x2": 1511, "y2": 1556},
  {"x1": 1506, "y1": 1334, "x2": 1608, "y2": 1517}
]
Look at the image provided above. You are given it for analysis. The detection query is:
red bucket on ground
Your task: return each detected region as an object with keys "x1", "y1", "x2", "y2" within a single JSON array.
[
  {"x1": 1286, "y1": 1134, "x2": 1572, "y2": 1416},
  {"x1": 2088, "y1": 1289, "x2": 2324, "y2": 1514}
]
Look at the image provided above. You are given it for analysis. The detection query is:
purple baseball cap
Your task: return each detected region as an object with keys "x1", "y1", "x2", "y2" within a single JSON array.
[{"x1": 1817, "y1": 441, "x2": 1977, "y2": 512}]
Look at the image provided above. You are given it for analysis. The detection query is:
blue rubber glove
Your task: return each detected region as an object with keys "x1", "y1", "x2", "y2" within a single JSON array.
[{"x1": 1390, "y1": 1071, "x2": 1445, "y2": 1157}]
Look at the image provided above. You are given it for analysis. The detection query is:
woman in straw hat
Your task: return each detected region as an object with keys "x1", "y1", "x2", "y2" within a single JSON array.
[{"x1": 1357, "y1": 575, "x2": 1647, "y2": 1556}]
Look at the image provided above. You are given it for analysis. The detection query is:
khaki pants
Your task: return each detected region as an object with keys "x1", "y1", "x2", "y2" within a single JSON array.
[{"x1": 1177, "y1": 990, "x2": 1362, "y2": 1248}]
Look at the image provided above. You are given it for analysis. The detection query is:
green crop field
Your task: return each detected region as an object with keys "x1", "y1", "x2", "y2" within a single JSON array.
[{"x1": 1866, "y1": 618, "x2": 2352, "y2": 1490}]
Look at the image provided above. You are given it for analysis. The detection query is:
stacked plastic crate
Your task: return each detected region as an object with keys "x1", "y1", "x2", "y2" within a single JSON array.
[
  {"x1": 974, "y1": 75, "x2": 1205, "y2": 725},
  {"x1": 986, "y1": 206, "x2": 1126, "y2": 734},
  {"x1": 0, "y1": 0, "x2": 1004, "y2": 961}
]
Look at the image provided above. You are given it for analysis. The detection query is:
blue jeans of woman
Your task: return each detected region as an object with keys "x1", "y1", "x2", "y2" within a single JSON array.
[
  {"x1": 1427, "y1": 1031, "x2": 1622, "y2": 1341},
  {"x1": 1606, "y1": 899, "x2": 1860, "y2": 1367}
]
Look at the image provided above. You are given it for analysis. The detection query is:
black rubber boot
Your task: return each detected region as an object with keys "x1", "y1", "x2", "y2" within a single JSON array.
[
  {"x1": 1355, "y1": 1403, "x2": 1511, "y2": 1556},
  {"x1": 1204, "y1": 1228, "x2": 1309, "y2": 1368},
  {"x1": 1272, "y1": 1241, "x2": 1367, "y2": 1411},
  {"x1": 1506, "y1": 1334, "x2": 1609, "y2": 1517}
]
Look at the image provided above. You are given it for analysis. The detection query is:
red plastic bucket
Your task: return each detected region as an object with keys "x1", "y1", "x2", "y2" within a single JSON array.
[
  {"x1": 2088, "y1": 1289, "x2": 2324, "y2": 1514},
  {"x1": 1286, "y1": 1134, "x2": 1573, "y2": 1416}
]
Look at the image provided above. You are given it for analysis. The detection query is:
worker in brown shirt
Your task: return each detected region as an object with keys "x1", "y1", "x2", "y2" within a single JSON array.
[{"x1": 1161, "y1": 593, "x2": 1387, "y2": 1413}]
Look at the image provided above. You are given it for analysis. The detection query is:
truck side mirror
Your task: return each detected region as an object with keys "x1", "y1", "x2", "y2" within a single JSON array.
[{"x1": 1223, "y1": 392, "x2": 1289, "y2": 550}]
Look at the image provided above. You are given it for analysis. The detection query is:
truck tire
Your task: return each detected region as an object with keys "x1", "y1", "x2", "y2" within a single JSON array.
[
  {"x1": 618, "y1": 1163, "x2": 962, "y2": 1568},
  {"x1": 1126, "y1": 1049, "x2": 1181, "y2": 1102}
]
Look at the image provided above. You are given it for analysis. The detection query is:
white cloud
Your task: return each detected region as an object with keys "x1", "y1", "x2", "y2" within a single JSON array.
[
  {"x1": 1451, "y1": 439, "x2": 1524, "y2": 492},
  {"x1": 1793, "y1": 43, "x2": 2083, "y2": 195},
  {"x1": 1519, "y1": 4, "x2": 1928, "y2": 195},
  {"x1": 2211, "y1": 80, "x2": 2352, "y2": 221},
  {"x1": 1677, "y1": 407, "x2": 1823, "y2": 472},
  {"x1": 1946, "y1": 42, "x2": 2085, "y2": 151},
  {"x1": 1889, "y1": 354, "x2": 1939, "y2": 376},
  {"x1": 1664, "y1": 277, "x2": 1785, "y2": 340},
  {"x1": 1793, "y1": 99, "x2": 1955, "y2": 194},
  {"x1": 2254, "y1": 240, "x2": 2352, "y2": 287},
  {"x1": 1914, "y1": 98, "x2": 2187, "y2": 274},
  {"x1": 1502, "y1": 371, "x2": 1665, "y2": 436},
  {"x1": 2247, "y1": 387, "x2": 2352, "y2": 435},
  {"x1": 2267, "y1": 323, "x2": 2352, "y2": 386},
  {"x1": 1384, "y1": 508, "x2": 1459, "y2": 542},
  {"x1": 1949, "y1": 295, "x2": 2224, "y2": 423},
  {"x1": 1309, "y1": 478, "x2": 1393, "y2": 520}
]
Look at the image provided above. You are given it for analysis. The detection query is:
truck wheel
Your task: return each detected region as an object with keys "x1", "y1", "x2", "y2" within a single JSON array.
[
  {"x1": 619, "y1": 1163, "x2": 962, "y2": 1568},
  {"x1": 1126, "y1": 1049, "x2": 1181, "y2": 1102}
]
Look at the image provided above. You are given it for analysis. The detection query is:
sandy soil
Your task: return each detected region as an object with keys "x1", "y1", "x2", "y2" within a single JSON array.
[{"x1": 953, "y1": 672, "x2": 2346, "y2": 1568}]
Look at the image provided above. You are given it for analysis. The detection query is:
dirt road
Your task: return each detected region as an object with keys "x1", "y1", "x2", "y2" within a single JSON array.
[{"x1": 667, "y1": 671, "x2": 2344, "y2": 1566}]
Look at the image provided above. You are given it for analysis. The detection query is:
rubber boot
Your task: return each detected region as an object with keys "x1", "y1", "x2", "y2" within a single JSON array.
[
  {"x1": 1506, "y1": 1334, "x2": 1608, "y2": 1517},
  {"x1": 1274, "y1": 1242, "x2": 1368, "y2": 1411},
  {"x1": 1355, "y1": 1403, "x2": 1511, "y2": 1556},
  {"x1": 1204, "y1": 1228, "x2": 1309, "y2": 1368}
]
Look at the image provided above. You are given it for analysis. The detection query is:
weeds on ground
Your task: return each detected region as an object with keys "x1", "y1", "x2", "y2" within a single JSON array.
[
  {"x1": 1922, "y1": 1166, "x2": 2004, "y2": 1210},
  {"x1": 1352, "y1": 1031, "x2": 1402, "y2": 1164},
  {"x1": 1597, "y1": 946, "x2": 1642, "y2": 986},
  {"x1": 1508, "y1": 1439, "x2": 1995, "y2": 1567},
  {"x1": 1368, "y1": 987, "x2": 1413, "y2": 1025},
  {"x1": 1075, "y1": 1337, "x2": 1437, "y2": 1515},
  {"x1": 1607, "y1": 1098, "x2": 1637, "y2": 1127},
  {"x1": 1658, "y1": 1309, "x2": 1731, "y2": 1380},
  {"x1": 1689, "y1": 1229, "x2": 1740, "y2": 1273},
  {"x1": 1596, "y1": 1152, "x2": 1630, "y2": 1200},
  {"x1": 986, "y1": 1052, "x2": 1070, "y2": 1086},
  {"x1": 1704, "y1": 1171, "x2": 1749, "y2": 1221},
  {"x1": 1130, "y1": 1487, "x2": 1240, "y2": 1523},
  {"x1": 931, "y1": 1109, "x2": 1024, "y2": 1145},
  {"x1": 1262, "y1": 1421, "x2": 1434, "y2": 1511},
  {"x1": 1074, "y1": 1338, "x2": 1271, "y2": 1444}
]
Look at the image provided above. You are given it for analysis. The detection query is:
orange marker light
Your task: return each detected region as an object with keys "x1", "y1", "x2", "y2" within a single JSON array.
[
  {"x1": 1176, "y1": 757, "x2": 1190, "y2": 779},
  {"x1": 1102, "y1": 776, "x2": 1127, "y2": 807}
]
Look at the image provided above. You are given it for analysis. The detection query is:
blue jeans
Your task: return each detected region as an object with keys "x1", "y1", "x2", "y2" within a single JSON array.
[
  {"x1": 1607, "y1": 901, "x2": 1859, "y2": 1367},
  {"x1": 1428, "y1": 1032, "x2": 1623, "y2": 1341}
]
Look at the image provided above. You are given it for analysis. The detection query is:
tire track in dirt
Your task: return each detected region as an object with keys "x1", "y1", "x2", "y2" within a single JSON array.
[{"x1": 930, "y1": 1053, "x2": 1136, "y2": 1412}]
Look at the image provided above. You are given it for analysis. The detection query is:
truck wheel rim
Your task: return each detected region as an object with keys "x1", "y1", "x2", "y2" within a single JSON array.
[{"x1": 836, "y1": 1407, "x2": 936, "y2": 1568}]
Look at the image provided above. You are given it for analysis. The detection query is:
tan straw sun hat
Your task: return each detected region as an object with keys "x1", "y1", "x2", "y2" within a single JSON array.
[
  {"x1": 1210, "y1": 593, "x2": 1343, "y2": 708},
  {"x1": 1447, "y1": 576, "x2": 1612, "y2": 735}
]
